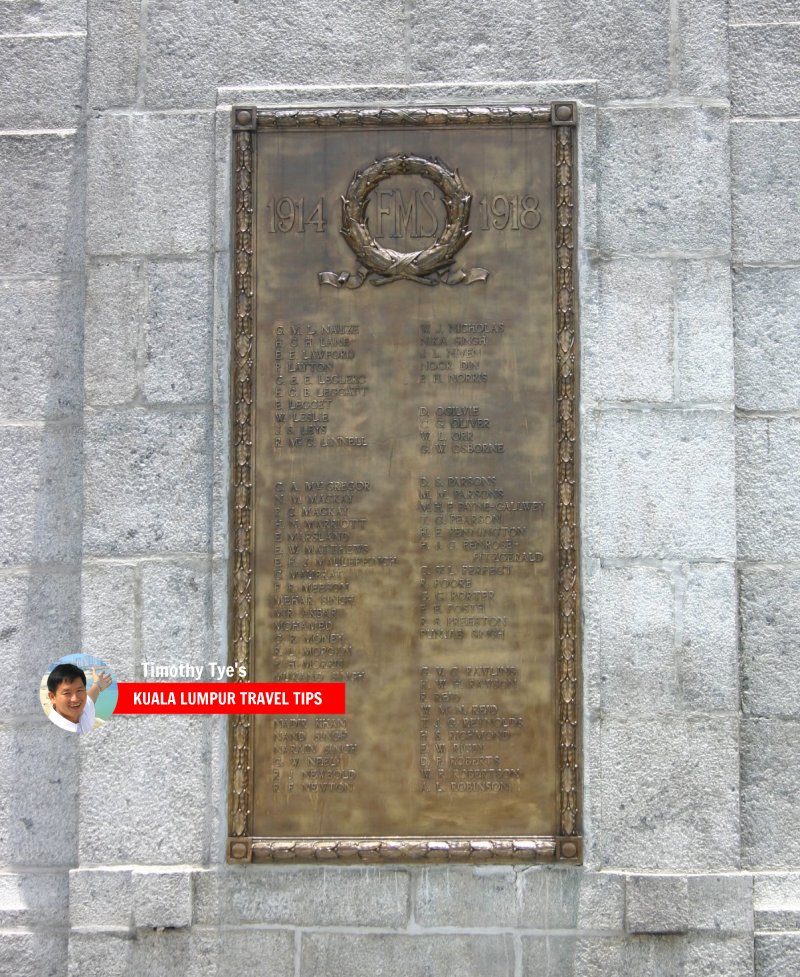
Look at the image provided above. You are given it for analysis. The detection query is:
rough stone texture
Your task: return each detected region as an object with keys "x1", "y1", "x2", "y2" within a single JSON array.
[
  {"x1": 197, "y1": 866, "x2": 408, "y2": 927},
  {"x1": 0, "y1": 723, "x2": 78, "y2": 865},
  {"x1": 209, "y1": 559, "x2": 228, "y2": 670},
  {"x1": 686, "y1": 875, "x2": 754, "y2": 934},
  {"x1": 80, "y1": 563, "x2": 136, "y2": 679},
  {"x1": 732, "y1": 121, "x2": 800, "y2": 263},
  {"x1": 141, "y1": 562, "x2": 211, "y2": 673},
  {"x1": 730, "y1": 0, "x2": 800, "y2": 19},
  {"x1": 581, "y1": 256, "x2": 734, "y2": 406},
  {"x1": 756, "y1": 935, "x2": 800, "y2": 977},
  {"x1": 675, "y1": 260, "x2": 734, "y2": 404},
  {"x1": 595, "y1": 717, "x2": 739, "y2": 870},
  {"x1": 0, "y1": 571, "x2": 81, "y2": 716},
  {"x1": 300, "y1": 933, "x2": 515, "y2": 977},
  {"x1": 143, "y1": 258, "x2": 212, "y2": 403},
  {"x1": 211, "y1": 404, "x2": 230, "y2": 557},
  {"x1": 755, "y1": 908, "x2": 800, "y2": 931},
  {"x1": 0, "y1": 278, "x2": 82, "y2": 421},
  {"x1": 86, "y1": 0, "x2": 140, "y2": 109},
  {"x1": 583, "y1": 562, "x2": 737, "y2": 717},
  {"x1": 685, "y1": 936, "x2": 755, "y2": 977},
  {"x1": 211, "y1": 259, "x2": 231, "y2": 553},
  {"x1": 413, "y1": 866, "x2": 517, "y2": 928},
  {"x1": 676, "y1": 0, "x2": 729, "y2": 97},
  {"x1": 0, "y1": 424, "x2": 82, "y2": 567},
  {"x1": 85, "y1": 260, "x2": 142, "y2": 407},
  {"x1": 539, "y1": 0, "x2": 669, "y2": 99},
  {"x1": 67, "y1": 932, "x2": 131, "y2": 977},
  {"x1": 576, "y1": 106, "x2": 599, "y2": 249},
  {"x1": 679, "y1": 564, "x2": 739, "y2": 712},
  {"x1": 583, "y1": 409, "x2": 736, "y2": 560},
  {"x1": 583, "y1": 257, "x2": 673, "y2": 404},
  {"x1": 204, "y1": 679, "x2": 228, "y2": 855},
  {"x1": 734, "y1": 266, "x2": 800, "y2": 412},
  {"x1": 753, "y1": 872, "x2": 800, "y2": 930},
  {"x1": 625, "y1": 875, "x2": 689, "y2": 934},
  {"x1": 83, "y1": 409, "x2": 210, "y2": 557},
  {"x1": 754, "y1": 872, "x2": 800, "y2": 910},
  {"x1": 597, "y1": 108, "x2": 730, "y2": 255},
  {"x1": 143, "y1": 0, "x2": 407, "y2": 109},
  {"x1": 78, "y1": 716, "x2": 208, "y2": 864},
  {"x1": 583, "y1": 564, "x2": 676, "y2": 715},
  {"x1": 0, "y1": 931, "x2": 68, "y2": 977},
  {"x1": 71, "y1": 929, "x2": 295, "y2": 977},
  {"x1": 0, "y1": 0, "x2": 85, "y2": 32},
  {"x1": 131, "y1": 929, "x2": 220, "y2": 977},
  {"x1": 518, "y1": 868, "x2": 626, "y2": 930},
  {"x1": 132, "y1": 869, "x2": 193, "y2": 929},
  {"x1": 408, "y1": 0, "x2": 540, "y2": 84},
  {"x1": 741, "y1": 567, "x2": 800, "y2": 718},
  {"x1": 737, "y1": 418, "x2": 800, "y2": 561},
  {"x1": 86, "y1": 113, "x2": 213, "y2": 256},
  {"x1": 0, "y1": 134, "x2": 80, "y2": 275},
  {"x1": 730, "y1": 26, "x2": 800, "y2": 117},
  {"x1": 69, "y1": 869, "x2": 132, "y2": 929},
  {"x1": 0, "y1": 35, "x2": 85, "y2": 129},
  {"x1": 741, "y1": 719, "x2": 800, "y2": 869},
  {"x1": 520, "y1": 934, "x2": 754, "y2": 977},
  {"x1": 0, "y1": 871, "x2": 69, "y2": 927},
  {"x1": 217, "y1": 930, "x2": 295, "y2": 977},
  {"x1": 521, "y1": 937, "x2": 635, "y2": 977},
  {"x1": 211, "y1": 250, "x2": 229, "y2": 401}
]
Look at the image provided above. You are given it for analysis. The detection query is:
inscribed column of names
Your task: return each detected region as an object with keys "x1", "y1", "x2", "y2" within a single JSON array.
[{"x1": 247, "y1": 115, "x2": 564, "y2": 843}]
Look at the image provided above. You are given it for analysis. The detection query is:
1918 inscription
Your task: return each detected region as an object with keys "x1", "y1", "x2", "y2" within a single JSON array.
[{"x1": 228, "y1": 103, "x2": 580, "y2": 864}]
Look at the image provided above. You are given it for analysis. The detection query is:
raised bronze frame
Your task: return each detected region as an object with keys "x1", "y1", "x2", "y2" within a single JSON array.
[{"x1": 227, "y1": 103, "x2": 581, "y2": 864}]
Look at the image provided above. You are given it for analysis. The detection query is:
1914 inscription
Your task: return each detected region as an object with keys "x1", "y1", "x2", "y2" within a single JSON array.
[{"x1": 228, "y1": 103, "x2": 580, "y2": 864}]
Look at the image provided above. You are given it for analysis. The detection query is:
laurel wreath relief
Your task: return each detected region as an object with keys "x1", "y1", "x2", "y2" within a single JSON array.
[{"x1": 319, "y1": 154, "x2": 489, "y2": 288}]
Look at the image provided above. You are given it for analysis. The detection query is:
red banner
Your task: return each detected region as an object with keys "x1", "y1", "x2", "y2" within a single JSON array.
[{"x1": 114, "y1": 682, "x2": 346, "y2": 715}]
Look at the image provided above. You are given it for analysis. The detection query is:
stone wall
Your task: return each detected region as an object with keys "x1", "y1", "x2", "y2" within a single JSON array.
[{"x1": 1, "y1": 0, "x2": 798, "y2": 974}]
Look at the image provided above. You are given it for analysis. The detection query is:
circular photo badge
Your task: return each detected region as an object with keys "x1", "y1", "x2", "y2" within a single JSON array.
[{"x1": 40, "y1": 654, "x2": 118, "y2": 734}]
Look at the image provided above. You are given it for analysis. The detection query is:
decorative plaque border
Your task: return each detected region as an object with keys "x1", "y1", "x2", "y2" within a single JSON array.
[{"x1": 227, "y1": 102, "x2": 581, "y2": 864}]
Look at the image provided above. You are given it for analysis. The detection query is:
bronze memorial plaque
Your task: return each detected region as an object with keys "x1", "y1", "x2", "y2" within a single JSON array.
[{"x1": 227, "y1": 103, "x2": 580, "y2": 864}]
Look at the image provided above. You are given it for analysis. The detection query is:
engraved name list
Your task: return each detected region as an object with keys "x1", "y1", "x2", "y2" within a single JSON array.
[{"x1": 228, "y1": 104, "x2": 580, "y2": 864}]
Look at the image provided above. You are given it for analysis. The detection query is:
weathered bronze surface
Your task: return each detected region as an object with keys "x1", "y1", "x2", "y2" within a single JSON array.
[{"x1": 228, "y1": 104, "x2": 580, "y2": 864}]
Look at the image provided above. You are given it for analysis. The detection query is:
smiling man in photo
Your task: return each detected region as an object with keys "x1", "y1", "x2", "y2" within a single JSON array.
[{"x1": 46, "y1": 663, "x2": 112, "y2": 734}]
